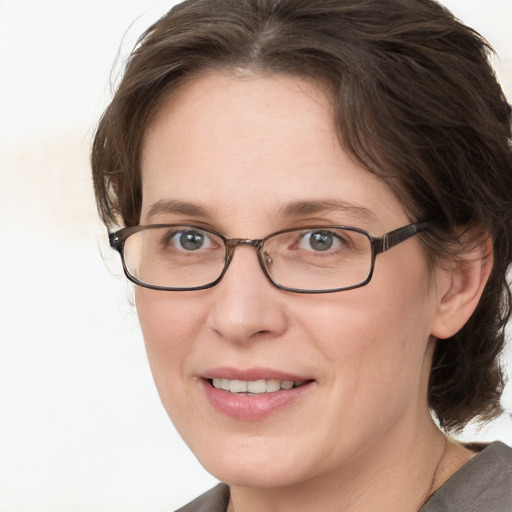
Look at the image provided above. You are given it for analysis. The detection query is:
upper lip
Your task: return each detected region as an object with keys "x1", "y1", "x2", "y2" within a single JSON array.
[{"x1": 201, "y1": 367, "x2": 312, "y2": 382}]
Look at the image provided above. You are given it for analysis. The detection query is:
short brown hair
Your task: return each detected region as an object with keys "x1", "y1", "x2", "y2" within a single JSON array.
[{"x1": 91, "y1": 0, "x2": 512, "y2": 431}]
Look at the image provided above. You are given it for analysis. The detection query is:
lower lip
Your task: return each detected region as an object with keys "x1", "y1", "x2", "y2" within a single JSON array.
[{"x1": 202, "y1": 379, "x2": 314, "y2": 421}]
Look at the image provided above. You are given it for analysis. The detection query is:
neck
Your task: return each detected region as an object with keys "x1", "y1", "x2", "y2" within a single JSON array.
[{"x1": 227, "y1": 420, "x2": 471, "y2": 512}]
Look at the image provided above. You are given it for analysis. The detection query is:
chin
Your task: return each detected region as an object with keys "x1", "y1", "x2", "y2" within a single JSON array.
[
  {"x1": 184, "y1": 429, "x2": 321, "y2": 489},
  {"x1": 203, "y1": 458, "x2": 307, "y2": 489}
]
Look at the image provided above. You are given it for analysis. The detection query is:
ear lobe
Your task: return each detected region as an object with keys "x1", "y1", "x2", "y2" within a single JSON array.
[{"x1": 431, "y1": 236, "x2": 493, "y2": 340}]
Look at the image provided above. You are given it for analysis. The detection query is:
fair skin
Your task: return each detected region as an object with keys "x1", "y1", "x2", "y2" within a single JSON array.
[{"x1": 137, "y1": 72, "x2": 490, "y2": 512}]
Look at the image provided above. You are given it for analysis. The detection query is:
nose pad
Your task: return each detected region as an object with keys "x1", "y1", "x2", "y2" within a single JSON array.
[
  {"x1": 263, "y1": 250, "x2": 273, "y2": 268},
  {"x1": 206, "y1": 247, "x2": 287, "y2": 344}
]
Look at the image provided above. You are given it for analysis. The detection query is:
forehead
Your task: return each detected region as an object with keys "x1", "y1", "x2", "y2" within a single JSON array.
[
  {"x1": 140, "y1": 72, "x2": 407, "y2": 233},
  {"x1": 142, "y1": 71, "x2": 337, "y2": 170}
]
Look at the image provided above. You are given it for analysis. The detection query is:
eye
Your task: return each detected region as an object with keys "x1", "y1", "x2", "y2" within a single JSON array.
[
  {"x1": 166, "y1": 228, "x2": 216, "y2": 251},
  {"x1": 298, "y1": 230, "x2": 343, "y2": 252}
]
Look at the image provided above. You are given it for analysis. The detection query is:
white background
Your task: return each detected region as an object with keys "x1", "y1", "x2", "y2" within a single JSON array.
[{"x1": 0, "y1": 1, "x2": 511, "y2": 511}]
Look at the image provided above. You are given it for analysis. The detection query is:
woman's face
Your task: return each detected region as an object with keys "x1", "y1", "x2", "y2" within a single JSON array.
[{"x1": 137, "y1": 72, "x2": 446, "y2": 488}]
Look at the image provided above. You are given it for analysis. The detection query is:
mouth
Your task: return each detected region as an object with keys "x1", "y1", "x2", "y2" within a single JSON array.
[
  {"x1": 209, "y1": 378, "x2": 309, "y2": 395},
  {"x1": 201, "y1": 368, "x2": 315, "y2": 420}
]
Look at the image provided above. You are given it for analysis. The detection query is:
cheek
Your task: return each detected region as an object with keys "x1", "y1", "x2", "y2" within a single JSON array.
[
  {"x1": 296, "y1": 267, "x2": 436, "y2": 401},
  {"x1": 135, "y1": 289, "x2": 205, "y2": 390},
  {"x1": 300, "y1": 288, "x2": 431, "y2": 358}
]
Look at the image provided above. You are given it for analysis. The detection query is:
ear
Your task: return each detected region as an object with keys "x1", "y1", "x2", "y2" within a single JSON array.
[{"x1": 431, "y1": 235, "x2": 493, "y2": 340}]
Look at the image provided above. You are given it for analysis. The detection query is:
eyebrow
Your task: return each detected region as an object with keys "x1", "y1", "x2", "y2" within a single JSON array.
[
  {"x1": 145, "y1": 198, "x2": 376, "y2": 224},
  {"x1": 278, "y1": 199, "x2": 376, "y2": 221},
  {"x1": 146, "y1": 199, "x2": 211, "y2": 221}
]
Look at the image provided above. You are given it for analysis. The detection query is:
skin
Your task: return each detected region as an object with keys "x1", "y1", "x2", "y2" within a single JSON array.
[{"x1": 136, "y1": 72, "x2": 489, "y2": 512}]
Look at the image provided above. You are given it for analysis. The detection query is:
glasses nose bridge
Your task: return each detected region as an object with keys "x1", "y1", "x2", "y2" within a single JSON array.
[
  {"x1": 224, "y1": 237, "x2": 264, "y2": 254},
  {"x1": 223, "y1": 237, "x2": 267, "y2": 271}
]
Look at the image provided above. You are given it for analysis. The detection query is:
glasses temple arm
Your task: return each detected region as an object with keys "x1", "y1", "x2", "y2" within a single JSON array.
[{"x1": 373, "y1": 221, "x2": 431, "y2": 255}]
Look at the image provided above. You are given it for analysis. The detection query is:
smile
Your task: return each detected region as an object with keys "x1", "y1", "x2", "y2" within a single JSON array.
[
  {"x1": 211, "y1": 378, "x2": 307, "y2": 394},
  {"x1": 203, "y1": 373, "x2": 314, "y2": 421}
]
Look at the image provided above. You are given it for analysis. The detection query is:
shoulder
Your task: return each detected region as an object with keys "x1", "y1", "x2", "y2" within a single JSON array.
[
  {"x1": 420, "y1": 441, "x2": 512, "y2": 512},
  {"x1": 174, "y1": 483, "x2": 230, "y2": 512}
]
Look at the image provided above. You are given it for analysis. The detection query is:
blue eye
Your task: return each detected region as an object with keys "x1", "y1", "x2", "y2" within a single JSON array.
[
  {"x1": 166, "y1": 229, "x2": 214, "y2": 251},
  {"x1": 179, "y1": 231, "x2": 205, "y2": 250},
  {"x1": 298, "y1": 231, "x2": 342, "y2": 252}
]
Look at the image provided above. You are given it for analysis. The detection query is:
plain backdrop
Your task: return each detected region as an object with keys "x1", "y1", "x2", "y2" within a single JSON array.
[{"x1": 0, "y1": 1, "x2": 511, "y2": 511}]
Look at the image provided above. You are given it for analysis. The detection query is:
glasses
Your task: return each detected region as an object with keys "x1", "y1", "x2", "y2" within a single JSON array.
[{"x1": 109, "y1": 221, "x2": 431, "y2": 293}]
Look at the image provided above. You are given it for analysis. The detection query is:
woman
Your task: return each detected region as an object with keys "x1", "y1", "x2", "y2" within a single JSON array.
[{"x1": 91, "y1": 0, "x2": 512, "y2": 510}]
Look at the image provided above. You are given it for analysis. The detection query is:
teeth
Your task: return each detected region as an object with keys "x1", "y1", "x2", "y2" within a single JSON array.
[
  {"x1": 229, "y1": 380, "x2": 247, "y2": 393},
  {"x1": 211, "y1": 378, "x2": 303, "y2": 394},
  {"x1": 247, "y1": 379, "x2": 266, "y2": 393},
  {"x1": 266, "y1": 379, "x2": 281, "y2": 392}
]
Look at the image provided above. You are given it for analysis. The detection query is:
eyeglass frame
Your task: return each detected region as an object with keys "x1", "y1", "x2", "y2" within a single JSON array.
[{"x1": 109, "y1": 221, "x2": 432, "y2": 294}]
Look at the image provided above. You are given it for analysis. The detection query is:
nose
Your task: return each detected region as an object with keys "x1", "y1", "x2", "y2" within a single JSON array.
[{"x1": 206, "y1": 246, "x2": 288, "y2": 344}]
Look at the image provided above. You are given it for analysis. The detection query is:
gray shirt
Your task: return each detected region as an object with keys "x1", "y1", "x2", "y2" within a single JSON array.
[{"x1": 176, "y1": 441, "x2": 512, "y2": 511}]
